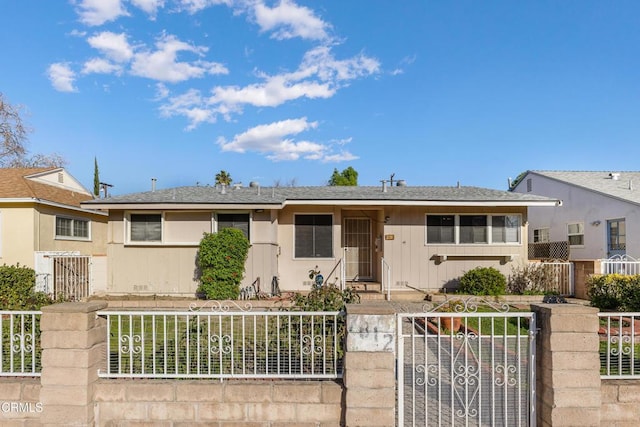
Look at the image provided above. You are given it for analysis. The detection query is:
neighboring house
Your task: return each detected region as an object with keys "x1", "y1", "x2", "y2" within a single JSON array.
[
  {"x1": 510, "y1": 170, "x2": 640, "y2": 260},
  {"x1": 82, "y1": 182, "x2": 557, "y2": 297},
  {"x1": 0, "y1": 167, "x2": 108, "y2": 295}
]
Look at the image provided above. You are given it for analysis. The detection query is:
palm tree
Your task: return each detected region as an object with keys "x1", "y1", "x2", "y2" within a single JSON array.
[{"x1": 215, "y1": 170, "x2": 232, "y2": 186}]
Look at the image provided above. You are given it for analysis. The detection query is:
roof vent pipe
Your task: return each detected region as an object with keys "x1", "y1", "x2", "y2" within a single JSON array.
[
  {"x1": 151, "y1": 178, "x2": 156, "y2": 192},
  {"x1": 396, "y1": 180, "x2": 407, "y2": 187},
  {"x1": 221, "y1": 183, "x2": 226, "y2": 194},
  {"x1": 381, "y1": 180, "x2": 387, "y2": 192},
  {"x1": 630, "y1": 179, "x2": 634, "y2": 191}
]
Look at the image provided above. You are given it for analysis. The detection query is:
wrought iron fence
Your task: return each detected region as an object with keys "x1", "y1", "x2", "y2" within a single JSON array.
[
  {"x1": 397, "y1": 299, "x2": 536, "y2": 427},
  {"x1": 600, "y1": 255, "x2": 640, "y2": 275},
  {"x1": 99, "y1": 303, "x2": 344, "y2": 379},
  {"x1": 0, "y1": 311, "x2": 42, "y2": 377},
  {"x1": 598, "y1": 312, "x2": 640, "y2": 378}
]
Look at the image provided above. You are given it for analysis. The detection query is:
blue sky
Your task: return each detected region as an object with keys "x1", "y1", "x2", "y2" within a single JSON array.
[{"x1": 1, "y1": 1, "x2": 640, "y2": 195}]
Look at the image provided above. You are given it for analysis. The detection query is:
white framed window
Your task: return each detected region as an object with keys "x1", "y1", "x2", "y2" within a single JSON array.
[
  {"x1": 533, "y1": 228, "x2": 550, "y2": 243},
  {"x1": 294, "y1": 214, "x2": 333, "y2": 258},
  {"x1": 567, "y1": 222, "x2": 584, "y2": 246},
  {"x1": 129, "y1": 213, "x2": 162, "y2": 242},
  {"x1": 426, "y1": 214, "x2": 521, "y2": 245},
  {"x1": 55, "y1": 216, "x2": 90, "y2": 240},
  {"x1": 216, "y1": 213, "x2": 250, "y2": 240}
]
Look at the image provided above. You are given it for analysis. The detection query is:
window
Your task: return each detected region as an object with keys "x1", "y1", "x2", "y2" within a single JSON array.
[
  {"x1": 130, "y1": 214, "x2": 162, "y2": 242},
  {"x1": 567, "y1": 222, "x2": 584, "y2": 246},
  {"x1": 295, "y1": 214, "x2": 332, "y2": 258},
  {"x1": 533, "y1": 228, "x2": 550, "y2": 243},
  {"x1": 459, "y1": 215, "x2": 487, "y2": 244},
  {"x1": 426, "y1": 215, "x2": 455, "y2": 244},
  {"x1": 526, "y1": 178, "x2": 532, "y2": 193},
  {"x1": 217, "y1": 213, "x2": 250, "y2": 240},
  {"x1": 426, "y1": 214, "x2": 522, "y2": 245},
  {"x1": 55, "y1": 217, "x2": 89, "y2": 239},
  {"x1": 492, "y1": 215, "x2": 520, "y2": 243}
]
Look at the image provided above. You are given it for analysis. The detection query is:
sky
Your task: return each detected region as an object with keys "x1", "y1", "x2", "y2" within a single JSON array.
[{"x1": 1, "y1": 1, "x2": 640, "y2": 196}]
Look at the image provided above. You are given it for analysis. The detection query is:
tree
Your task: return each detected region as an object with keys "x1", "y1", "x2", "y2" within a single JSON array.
[
  {"x1": 93, "y1": 157, "x2": 100, "y2": 197},
  {"x1": 0, "y1": 92, "x2": 66, "y2": 168},
  {"x1": 215, "y1": 170, "x2": 232, "y2": 186},
  {"x1": 328, "y1": 166, "x2": 358, "y2": 186}
]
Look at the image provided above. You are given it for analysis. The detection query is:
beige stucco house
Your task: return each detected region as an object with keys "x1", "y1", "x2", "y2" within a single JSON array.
[
  {"x1": 83, "y1": 182, "x2": 558, "y2": 297},
  {"x1": 0, "y1": 167, "x2": 108, "y2": 296}
]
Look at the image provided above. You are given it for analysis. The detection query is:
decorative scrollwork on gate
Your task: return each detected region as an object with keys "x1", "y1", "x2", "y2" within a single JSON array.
[
  {"x1": 189, "y1": 300, "x2": 253, "y2": 312},
  {"x1": 120, "y1": 334, "x2": 142, "y2": 354},
  {"x1": 610, "y1": 334, "x2": 633, "y2": 356},
  {"x1": 495, "y1": 364, "x2": 518, "y2": 387},
  {"x1": 209, "y1": 334, "x2": 233, "y2": 354},
  {"x1": 415, "y1": 364, "x2": 439, "y2": 387},
  {"x1": 422, "y1": 296, "x2": 510, "y2": 313},
  {"x1": 301, "y1": 334, "x2": 323, "y2": 355},
  {"x1": 12, "y1": 333, "x2": 33, "y2": 353}
]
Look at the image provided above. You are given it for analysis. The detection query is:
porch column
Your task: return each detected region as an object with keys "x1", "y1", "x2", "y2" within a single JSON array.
[
  {"x1": 531, "y1": 303, "x2": 601, "y2": 427},
  {"x1": 39, "y1": 301, "x2": 107, "y2": 426},
  {"x1": 343, "y1": 303, "x2": 396, "y2": 427}
]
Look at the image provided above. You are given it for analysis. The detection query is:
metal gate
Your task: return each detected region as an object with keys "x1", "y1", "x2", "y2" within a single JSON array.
[
  {"x1": 52, "y1": 256, "x2": 91, "y2": 300},
  {"x1": 397, "y1": 299, "x2": 536, "y2": 426}
]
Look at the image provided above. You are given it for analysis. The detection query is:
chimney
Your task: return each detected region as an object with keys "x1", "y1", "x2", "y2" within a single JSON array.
[{"x1": 151, "y1": 178, "x2": 156, "y2": 192}]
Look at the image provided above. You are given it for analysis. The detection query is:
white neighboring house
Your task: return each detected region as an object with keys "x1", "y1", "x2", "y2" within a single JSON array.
[{"x1": 510, "y1": 170, "x2": 640, "y2": 260}]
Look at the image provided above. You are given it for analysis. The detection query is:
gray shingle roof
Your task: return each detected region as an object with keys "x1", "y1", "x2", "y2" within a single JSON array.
[
  {"x1": 529, "y1": 171, "x2": 640, "y2": 205},
  {"x1": 82, "y1": 185, "x2": 556, "y2": 207}
]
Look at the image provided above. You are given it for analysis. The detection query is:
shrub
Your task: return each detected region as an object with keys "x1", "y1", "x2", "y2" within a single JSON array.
[
  {"x1": 197, "y1": 228, "x2": 250, "y2": 300},
  {"x1": 587, "y1": 274, "x2": 640, "y2": 311},
  {"x1": 0, "y1": 264, "x2": 53, "y2": 309},
  {"x1": 508, "y1": 263, "x2": 558, "y2": 295},
  {"x1": 289, "y1": 284, "x2": 360, "y2": 311},
  {"x1": 457, "y1": 267, "x2": 506, "y2": 296}
]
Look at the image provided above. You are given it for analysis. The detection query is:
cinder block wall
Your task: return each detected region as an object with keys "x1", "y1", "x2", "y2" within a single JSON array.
[
  {"x1": 0, "y1": 379, "x2": 42, "y2": 424},
  {"x1": 601, "y1": 379, "x2": 640, "y2": 425},
  {"x1": 93, "y1": 380, "x2": 343, "y2": 425}
]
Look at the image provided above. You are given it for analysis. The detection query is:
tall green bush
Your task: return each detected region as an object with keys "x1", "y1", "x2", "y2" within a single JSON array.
[
  {"x1": 0, "y1": 264, "x2": 52, "y2": 309},
  {"x1": 587, "y1": 274, "x2": 640, "y2": 311},
  {"x1": 197, "y1": 228, "x2": 250, "y2": 300},
  {"x1": 458, "y1": 267, "x2": 506, "y2": 296}
]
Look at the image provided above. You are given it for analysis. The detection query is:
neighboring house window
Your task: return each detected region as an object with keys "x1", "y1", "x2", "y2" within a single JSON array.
[
  {"x1": 426, "y1": 215, "x2": 455, "y2": 244},
  {"x1": 491, "y1": 215, "x2": 520, "y2": 243},
  {"x1": 567, "y1": 223, "x2": 584, "y2": 246},
  {"x1": 295, "y1": 214, "x2": 333, "y2": 258},
  {"x1": 459, "y1": 215, "x2": 488, "y2": 244},
  {"x1": 426, "y1": 214, "x2": 522, "y2": 245},
  {"x1": 533, "y1": 228, "x2": 550, "y2": 243},
  {"x1": 130, "y1": 213, "x2": 162, "y2": 242},
  {"x1": 217, "y1": 213, "x2": 250, "y2": 240},
  {"x1": 55, "y1": 216, "x2": 89, "y2": 239}
]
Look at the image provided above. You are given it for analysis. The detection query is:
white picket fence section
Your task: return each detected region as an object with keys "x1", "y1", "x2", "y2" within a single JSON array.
[
  {"x1": 99, "y1": 306, "x2": 344, "y2": 379},
  {"x1": 0, "y1": 311, "x2": 42, "y2": 377},
  {"x1": 600, "y1": 255, "x2": 640, "y2": 275}
]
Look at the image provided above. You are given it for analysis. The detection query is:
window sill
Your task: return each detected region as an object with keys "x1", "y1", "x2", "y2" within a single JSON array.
[
  {"x1": 432, "y1": 254, "x2": 517, "y2": 264},
  {"x1": 55, "y1": 236, "x2": 91, "y2": 242}
]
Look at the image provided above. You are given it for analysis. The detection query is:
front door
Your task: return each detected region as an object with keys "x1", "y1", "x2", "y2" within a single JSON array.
[
  {"x1": 343, "y1": 218, "x2": 372, "y2": 280},
  {"x1": 607, "y1": 218, "x2": 626, "y2": 257}
]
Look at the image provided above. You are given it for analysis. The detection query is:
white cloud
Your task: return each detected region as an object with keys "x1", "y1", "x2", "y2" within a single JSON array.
[
  {"x1": 47, "y1": 63, "x2": 77, "y2": 92},
  {"x1": 321, "y1": 151, "x2": 359, "y2": 163},
  {"x1": 131, "y1": 0, "x2": 165, "y2": 17},
  {"x1": 130, "y1": 34, "x2": 228, "y2": 82},
  {"x1": 159, "y1": 88, "x2": 218, "y2": 130},
  {"x1": 82, "y1": 58, "x2": 122, "y2": 74},
  {"x1": 176, "y1": 0, "x2": 233, "y2": 14},
  {"x1": 76, "y1": 0, "x2": 128, "y2": 26},
  {"x1": 217, "y1": 117, "x2": 324, "y2": 160},
  {"x1": 253, "y1": 0, "x2": 330, "y2": 41},
  {"x1": 87, "y1": 32, "x2": 134, "y2": 62}
]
